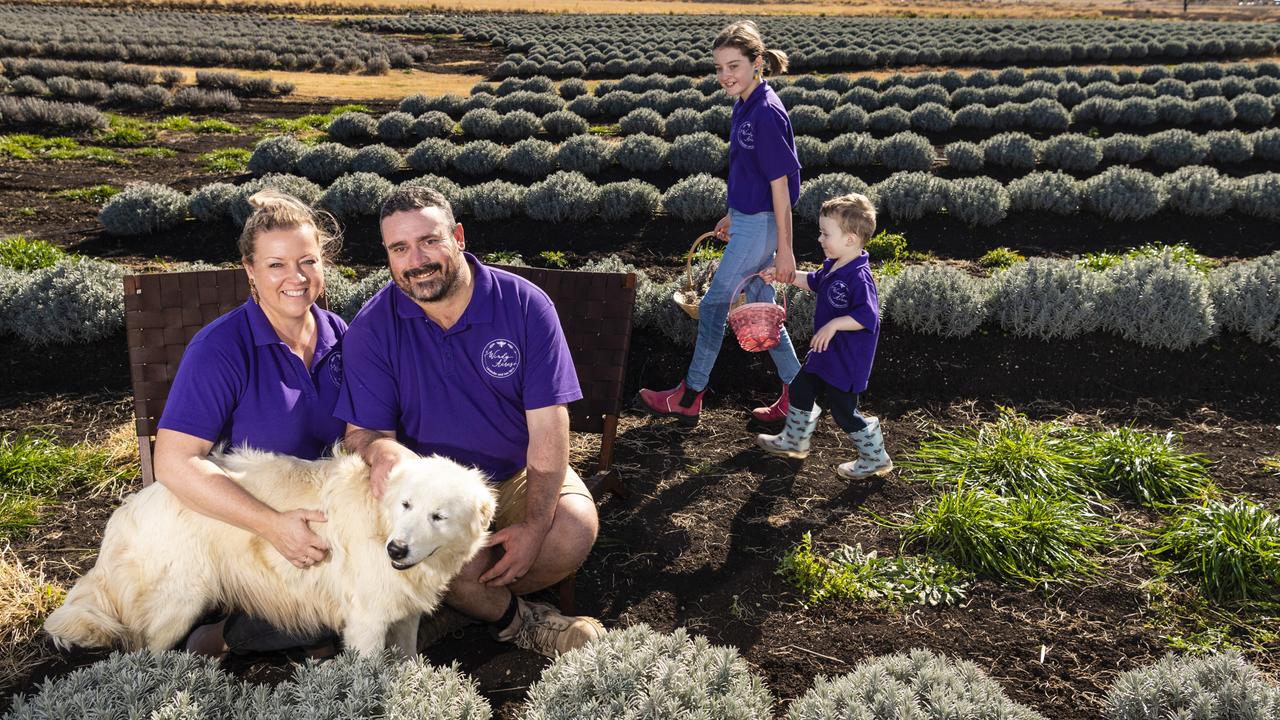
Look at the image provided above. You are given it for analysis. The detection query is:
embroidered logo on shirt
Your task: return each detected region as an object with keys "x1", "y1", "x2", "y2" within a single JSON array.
[
  {"x1": 827, "y1": 280, "x2": 850, "y2": 309},
  {"x1": 736, "y1": 120, "x2": 755, "y2": 150},
  {"x1": 328, "y1": 350, "x2": 343, "y2": 386},
  {"x1": 481, "y1": 339, "x2": 520, "y2": 379}
]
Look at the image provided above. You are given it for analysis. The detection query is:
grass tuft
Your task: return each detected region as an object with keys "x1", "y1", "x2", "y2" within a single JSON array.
[
  {"x1": 900, "y1": 409, "x2": 1096, "y2": 500},
  {"x1": 0, "y1": 134, "x2": 124, "y2": 164},
  {"x1": 1153, "y1": 499, "x2": 1280, "y2": 603},
  {"x1": 198, "y1": 147, "x2": 251, "y2": 173},
  {"x1": 865, "y1": 230, "x2": 908, "y2": 262},
  {"x1": 779, "y1": 532, "x2": 971, "y2": 607},
  {"x1": 0, "y1": 431, "x2": 138, "y2": 538},
  {"x1": 53, "y1": 184, "x2": 121, "y2": 205},
  {"x1": 1080, "y1": 427, "x2": 1215, "y2": 507},
  {"x1": 902, "y1": 486, "x2": 1109, "y2": 584},
  {"x1": 0, "y1": 236, "x2": 65, "y2": 271},
  {"x1": 1079, "y1": 242, "x2": 1216, "y2": 274},
  {"x1": 0, "y1": 547, "x2": 64, "y2": 690},
  {"x1": 978, "y1": 246, "x2": 1025, "y2": 270}
]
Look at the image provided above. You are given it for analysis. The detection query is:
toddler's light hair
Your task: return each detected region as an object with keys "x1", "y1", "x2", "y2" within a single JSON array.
[
  {"x1": 238, "y1": 188, "x2": 341, "y2": 263},
  {"x1": 820, "y1": 193, "x2": 877, "y2": 245},
  {"x1": 712, "y1": 20, "x2": 788, "y2": 76}
]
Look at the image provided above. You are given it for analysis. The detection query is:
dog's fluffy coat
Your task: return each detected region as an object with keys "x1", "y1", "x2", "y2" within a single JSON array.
[{"x1": 44, "y1": 448, "x2": 495, "y2": 656}]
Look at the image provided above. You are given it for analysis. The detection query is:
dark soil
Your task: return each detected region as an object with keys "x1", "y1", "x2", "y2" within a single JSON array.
[{"x1": 4, "y1": 318, "x2": 1280, "y2": 717}]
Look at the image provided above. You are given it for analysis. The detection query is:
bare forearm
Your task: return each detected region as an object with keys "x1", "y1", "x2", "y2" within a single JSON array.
[
  {"x1": 825, "y1": 316, "x2": 866, "y2": 332},
  {"x1": 524, "y1": 406, "x2": 570, "y2": 531},
  {"x1": 344, "y1": 426, "x2": 401, "y2": 465},
  {"x1": 156, "y1": 455, "x2": 276, "y2": 537},
  {"x1": 770, "y1": 179, "x2": 793, "y2": 254}
]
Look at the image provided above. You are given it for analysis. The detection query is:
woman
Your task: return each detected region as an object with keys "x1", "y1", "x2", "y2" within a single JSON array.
[{"x1": 154, "y1": 189, "x2": 347, "y2": 656}]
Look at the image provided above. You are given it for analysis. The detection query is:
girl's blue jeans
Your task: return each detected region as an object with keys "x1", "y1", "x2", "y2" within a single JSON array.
[{"x1": 685, "y1": 208, "x2": 802, "y2": 392}]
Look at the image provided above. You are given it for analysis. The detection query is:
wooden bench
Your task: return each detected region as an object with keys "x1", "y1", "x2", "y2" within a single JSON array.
[{"x1": 124, "y1": 264, "x2": 637, "y2": 612}]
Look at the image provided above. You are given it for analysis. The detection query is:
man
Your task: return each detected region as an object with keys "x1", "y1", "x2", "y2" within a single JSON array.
[{"x1": 336, "y1": 185, "x2": 604, "y2": 658}]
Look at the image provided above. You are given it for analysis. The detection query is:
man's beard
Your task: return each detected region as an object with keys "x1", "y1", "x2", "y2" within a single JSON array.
[{"x1": 396, "y1": 256, "x2": 461, "y2": 303}]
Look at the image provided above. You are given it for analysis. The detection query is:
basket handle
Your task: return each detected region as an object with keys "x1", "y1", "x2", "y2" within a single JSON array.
[
  {"x1": 729, "y1": 273, "x2": 787, "y2": 313},
  {"x1": 683, "y1": 231, "x2": 720, "y2": 291}
]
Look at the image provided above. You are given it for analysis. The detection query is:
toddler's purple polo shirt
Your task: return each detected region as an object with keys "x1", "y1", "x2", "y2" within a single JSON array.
[
  {"x1": 804, "y1": 252, "x2": 880, "y2": 393},
  {"x1": 335, "y1": 254, "x2": 582, "y2": 483},
  {"x1": 727, "y1": 81, "x2": 801, "y2": 215},
  {"x1": 157, "y1": 300, "x2": 347, "y2": 460}
]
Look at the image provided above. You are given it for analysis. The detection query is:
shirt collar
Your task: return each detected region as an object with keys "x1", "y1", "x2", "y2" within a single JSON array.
[
  {"x1": 245, "y1": 297, "x2": 338, "y2": 355},
  {"x1": 392, "y1": 252, "x2": 494, "y2": 327},
  {"x1": 736, "y1": 79, "x2": 770, "y2": 114}
]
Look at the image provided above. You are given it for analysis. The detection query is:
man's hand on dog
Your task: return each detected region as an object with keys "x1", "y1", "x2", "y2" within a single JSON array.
[
  {"x1": 366, "y1": 440, "x2": 419, "y2": 499},
  {"x1": 270, "y1": 509, "x2": 329, "y2": 568},
  {"x1": 479, "y1": 521, "x2": 546, "y2": 587}
]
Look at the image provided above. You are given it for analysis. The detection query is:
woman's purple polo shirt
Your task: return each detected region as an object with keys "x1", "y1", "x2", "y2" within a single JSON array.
[
  {"x1": 157, "y1": 299, "x2": 348, "y2": 460},
  {"x1": 804, "y1": 253, "x2": 880, "y2": 394},
  {"x1": 334, "y1": 254, "x2": 582, "y2": 483},
  {"x1": 727, "y1": 80, "x2": 801, "y2": 214}
]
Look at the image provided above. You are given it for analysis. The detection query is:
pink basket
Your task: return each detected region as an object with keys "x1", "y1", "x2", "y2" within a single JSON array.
[{"x1": 726, "y1": 275, "x2": 787, "y2": 352}]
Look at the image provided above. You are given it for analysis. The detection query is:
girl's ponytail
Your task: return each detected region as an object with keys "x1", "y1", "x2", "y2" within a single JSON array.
[{"x1": 761, "y1": 48, "x2": 789, "y2": 76}]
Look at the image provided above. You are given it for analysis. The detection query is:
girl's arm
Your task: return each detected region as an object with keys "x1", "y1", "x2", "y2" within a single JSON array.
[
  {"x1": 770, "y1": 176, "x2": 795, "y2": 284},
  {"x1": 758, "y1": 266, "x2": 810, "y2": 291}
]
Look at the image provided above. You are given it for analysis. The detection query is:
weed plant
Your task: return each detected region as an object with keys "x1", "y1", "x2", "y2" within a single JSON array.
[
  {"x1": 254, "y1": 104, "x2": 371, "y2": 135},
  {"x1": 0, "y1": 237, "x2": 64, "y2": 271},
  {"x1": 1153, "y1": 499, "x2": 1280, "y2": 603},
  {"x1": 132, "y1": 147, "x2": 177, "y2": 159},
  {"x1": 866, "y1": 230, "x2": 908, "y2": 262},
  {"x1": 1080, "y1": 427, "x2": 1215, "y2": 507},
  {"x1": 978, "y1": 247, "x2": 1025, "y2": 270},
  {"x1": 903, "y1": 486, "x2": 1109, "y2": 584},
  {"x1": 778, "y1": 532, "x2": 971, "y2": 607},
  {"x1": 198, "y1": 147, "x2": 251, "y2": 173},
  {"x1": 53, "y1": 184, "x2": 120, "y2": 204},
  {"x1": 538, "y1": 250, "x2": 569, "y2": 269},
  {"x1": 0, "y1": 134, "x2": 123, "y2": 163},
  {"x1": 901, "y1": 410, "x2": 1096, "y2": 500},
  {"x1": 1080, "y1": 242, "x2": 1215, "y2": 274}
]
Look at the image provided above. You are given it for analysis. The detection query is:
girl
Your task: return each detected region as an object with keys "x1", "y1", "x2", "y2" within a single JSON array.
[{"x1": 639, "y1": 20, "x2": 803, "y2": 426}]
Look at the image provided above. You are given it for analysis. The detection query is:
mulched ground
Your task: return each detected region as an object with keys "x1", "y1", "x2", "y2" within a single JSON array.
[{"x1": 3, "y1": 324, "x2": 1278, "y2": 717}]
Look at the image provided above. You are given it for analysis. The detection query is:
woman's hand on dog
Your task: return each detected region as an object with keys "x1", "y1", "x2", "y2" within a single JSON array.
[
  {"x1": 269, "y1": 509, "x2": 330, "y2": 568},
  {"x1": 479, "y1": 521, "x2": 545, "y2": 587}
]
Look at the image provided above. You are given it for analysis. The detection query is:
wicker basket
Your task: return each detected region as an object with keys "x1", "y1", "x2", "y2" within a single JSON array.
[
  {"x1": 726, "y1": 275, "x2": 788, "y2": 352},
  {"x1": 672, "y1": 231, "x2": 745, "y2": 320}
]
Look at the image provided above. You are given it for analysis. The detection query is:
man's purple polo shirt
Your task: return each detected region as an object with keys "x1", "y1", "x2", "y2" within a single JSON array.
[
  {"x1": 727, "y1": 80, "x2": 801, "y2": 214},
  {"x1": 158, "y1": 299, "x2": 347, "y2": 460},
  {"x1": 335, "y1": 253, "x2": 582, "y2": 483},
  {"x1": 804, "y1": 252, "x2": 880, "y2": 394}
]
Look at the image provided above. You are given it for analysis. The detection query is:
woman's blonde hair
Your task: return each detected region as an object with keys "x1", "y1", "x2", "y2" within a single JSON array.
[
  {"x1": 238, "y1": 189, "x2": 342, "y2": 263},
  {"x1": 712, "y1": 20, "x2": 789, "y2": 76}
]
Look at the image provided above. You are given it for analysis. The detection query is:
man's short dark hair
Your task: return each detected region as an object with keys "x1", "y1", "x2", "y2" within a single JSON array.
[{"x1": 379, "y1": 185, "x2": 456, "y2": 228}]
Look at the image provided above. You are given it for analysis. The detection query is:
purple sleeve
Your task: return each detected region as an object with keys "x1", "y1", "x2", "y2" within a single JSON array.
[
  {"x1": 754, "y1": 107, "x2": 801, "y2": 182},
  {"x1": 157, "y1": 338, "x2": 244, "y2": 442},
  {"x1": 847, "y1": 273, "x2": 880, "y2": 333},
  {"x1": 522, "y1": 293, "x2": 582, "y2": 411},
  {"x1": 807, "y1": 266, "x2": 825, "y2": 290},
  {"x1": 333, "y1": 320, "x2": 399, "y2": 432}
]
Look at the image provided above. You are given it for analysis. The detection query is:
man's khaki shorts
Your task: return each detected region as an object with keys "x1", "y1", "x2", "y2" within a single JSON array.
[{"x1": 494, "y1": 466, "x2": 592, "y2": 529}]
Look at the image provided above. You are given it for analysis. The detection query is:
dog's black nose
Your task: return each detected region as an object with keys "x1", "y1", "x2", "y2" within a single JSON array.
[{"x1": 386, "y1": 541, "x2": 409, "y2": 561}]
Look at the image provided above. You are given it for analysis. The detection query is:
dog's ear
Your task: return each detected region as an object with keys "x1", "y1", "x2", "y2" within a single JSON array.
[{"x1": 476, "y1": 488, "x2": 497, "y2": 531}]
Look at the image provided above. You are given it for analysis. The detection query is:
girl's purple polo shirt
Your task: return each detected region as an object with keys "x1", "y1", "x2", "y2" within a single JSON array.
[
  {"x1": 727, "y1": 81, "x2": 802, "y2": 215},
  {"x1": 157, "y1": 299, "x2": 347, "y2": 460},
  {"x1": 804, "y1": 253, "x2": 880, "y2": 393},
  {"x1": 334, "y1": 254, "x2": 582, "y2": 483}
]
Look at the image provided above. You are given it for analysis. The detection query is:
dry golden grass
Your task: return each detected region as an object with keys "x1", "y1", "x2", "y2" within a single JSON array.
[
  {"x1": 64, "y1": 0, "x2": 1274, "y2": 20},
  {"x1": 95, "y1": 423, "x2": 140, "y2": 495},
  {"x1": 0, "y1": 547, "x2": 64, "y2": 691},
  {"x1": 141, "y1": 65, "x2": 483, "y2": 100}
]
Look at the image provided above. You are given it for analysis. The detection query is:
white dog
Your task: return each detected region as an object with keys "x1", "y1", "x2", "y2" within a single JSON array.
[{"x1": 44, "y1": 447, "x2": 495, "y2": 656}]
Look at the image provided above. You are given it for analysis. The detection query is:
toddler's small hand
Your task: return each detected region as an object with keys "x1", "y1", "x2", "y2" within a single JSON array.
[
  {"x1": 810, "y1": 324, "x2": 838, "y2": 353},
  {"x1": 758, "y1": 267, "x2": 777, "y2": 283}
]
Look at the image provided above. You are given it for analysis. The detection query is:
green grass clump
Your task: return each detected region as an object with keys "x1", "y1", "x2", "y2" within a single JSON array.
[
  {"x1": 198, "y1": 147, "x2": 251, "y2": 173},
  {"x1": 778, "y1": 532, "x2": 971, "y2": 607},
  {"x1": 253, "y1": 104, "x2": 371, "y2": 135},
  {"x1": 865, "y1": 230, "x2": 907, "y2": 262},
  {"x1": 588, "y1": 123, "x2": 621, "y2": 135},
  {"x1": 0, "y1": 134, "x2": 124, "y2": 164},
  {"x1": 0, "y1": 432, "x2": 138, "y2": 537},
  {"x1": 1153, "y1": 499, "x2": 1280, "y2": 603},
  {"x1": 901, "y1": 410, "x2": 1095, "y2": 500},
  {"x1": 688, "y1": 244, "x2": 724, "y2": 263},
  {"x1": 97, "y1": 115, "x2": 152, "y2": 146},
  {"x1": 903, "y1": 486, "x2": 1109, "y2": 584},
  {"x1": 155, "y1": 116, "x2": 240, "y2": 134},
  {"x1": 538, "y1": 250, "x2": 569, "y2": 269},
  {"x1": 482, "y1": 250, "x2": 522, "y2": 265},
  {"x1": 53, "y1": 184, "x2": 121, "y2": 204},
  {"x1": 978, "y1": 246, "x2": 1025, "y2": 270},
  {"x1": 132, "y1": 147, "x2": 178, "y2": 159},
  {"x1": 0, "y1": 236, "x2": 64, "y2": 271},
  {"x1": 1081, "y1": 427, "x2": 1215, "y2": 507},
  {"x1": 1261, "y1": 455, "x2": 1280, "y2": 476},
  {"x1": 1079, "y1": 242, "x2": 1215, "y2": 273}
]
